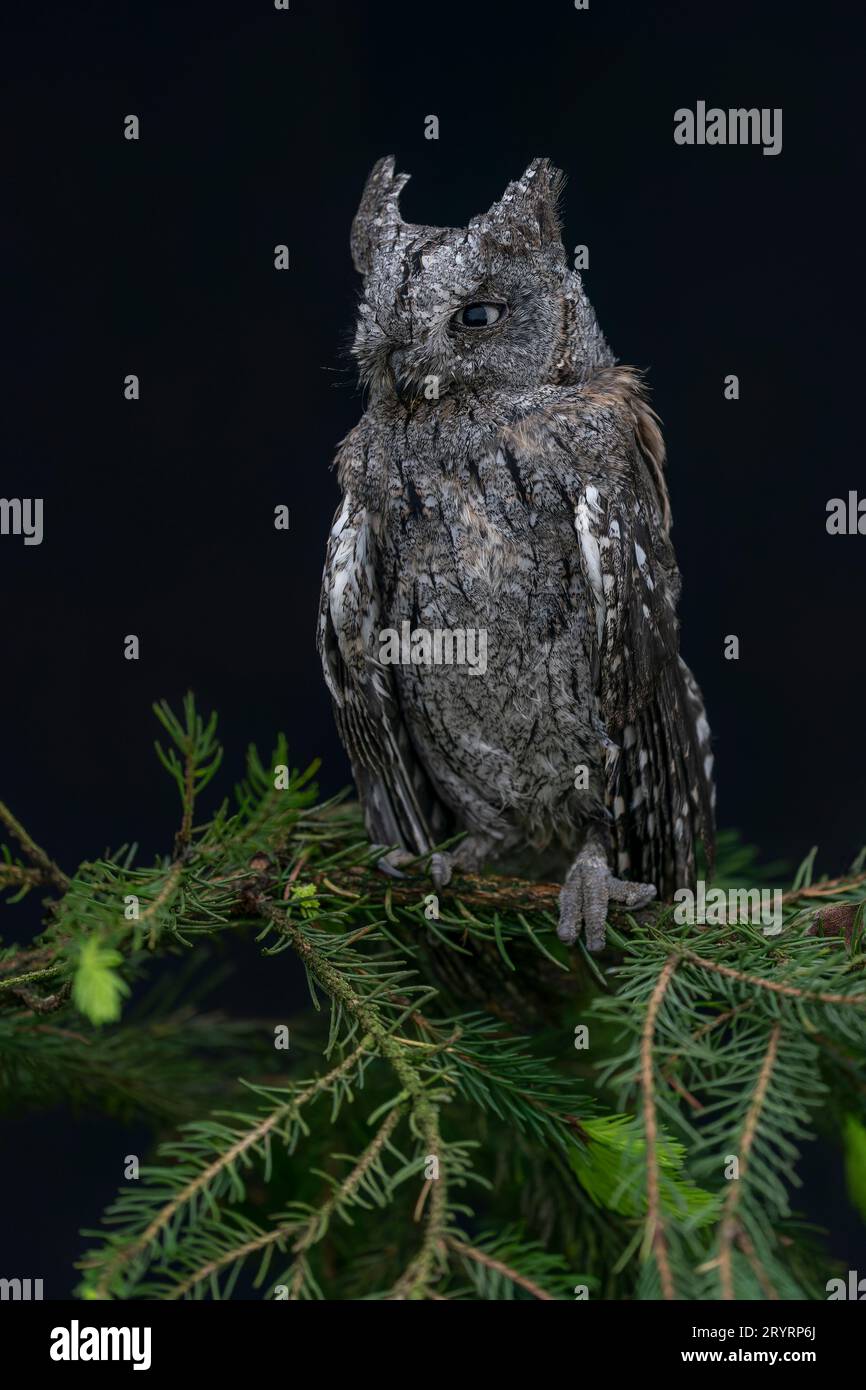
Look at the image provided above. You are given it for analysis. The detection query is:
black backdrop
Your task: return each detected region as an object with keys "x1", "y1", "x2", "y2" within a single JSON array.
[{"x1": 2, "y1": 0, "x2": 865, "y2": 1294}]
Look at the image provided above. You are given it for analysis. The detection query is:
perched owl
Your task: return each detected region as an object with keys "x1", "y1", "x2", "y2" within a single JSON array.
[{"x1": 318, "y1": 156, "x2": 715, "y2": 952}]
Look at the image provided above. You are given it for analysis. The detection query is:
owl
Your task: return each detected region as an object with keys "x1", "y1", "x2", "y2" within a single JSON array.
[{"x1": 318, "y1": 156, "x2": 715, "y2": 952}]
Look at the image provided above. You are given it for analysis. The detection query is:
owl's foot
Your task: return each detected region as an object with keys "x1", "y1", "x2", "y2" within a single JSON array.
[
  {"x1": 375, "y1": 846, "x2": 452, "y2": 890},
  {"x1": 375, "y1": 847, "x2": 417, "y2": 879},
  {"x1": 450, "y1": 834, "x2": 498, "y2": 874},
  {"x1": 429, "y1": 852, "x2": 452, "y2": 890},
  {"x1": 422, "y1": 834, "x2": 503, "y2": 889},
  {"x1": 557, "y1": 843, "x2": 656, "y2": 953}
]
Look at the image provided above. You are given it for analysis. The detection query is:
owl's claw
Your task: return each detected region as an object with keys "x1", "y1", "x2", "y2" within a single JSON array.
[
  {"x1": 375, "y1": 847, "x2": 418, "y2": 879},
  {"x1": 557, "y1": 846, "x2": 656, "y2": 953},
  {"x1": 429, "y1": 852, "x2": 452, "y2": 891},
  {"x1": 375, "y1": 847, "x2": 453, "y2": 890}
]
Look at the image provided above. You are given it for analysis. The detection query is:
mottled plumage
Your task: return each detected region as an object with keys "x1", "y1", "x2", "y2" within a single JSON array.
[{"x1": 319, "y1": 156, "x2": 715, "y2": 951}]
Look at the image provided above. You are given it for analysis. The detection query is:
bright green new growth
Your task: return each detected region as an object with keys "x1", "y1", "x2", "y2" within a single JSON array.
[
  {"x1": 72, "y1": 937, "x2": 130, "y2": 1026},
  {"x1": 1, "y1": 697, "x2": 865, "y2": 1301}
]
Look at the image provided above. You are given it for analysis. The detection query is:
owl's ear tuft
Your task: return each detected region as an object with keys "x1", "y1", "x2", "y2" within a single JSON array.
[
  {"x1": 351, "y1": 156, "x2": 411, "y2": 275},
  {"x1": 483, "y1": 157, "x2": 566, "y2": 249}
]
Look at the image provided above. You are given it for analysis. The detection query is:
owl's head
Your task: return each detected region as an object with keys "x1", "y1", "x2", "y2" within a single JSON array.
[{"x1": 350, "y1": 156, "x2": 612, "y2": 400}]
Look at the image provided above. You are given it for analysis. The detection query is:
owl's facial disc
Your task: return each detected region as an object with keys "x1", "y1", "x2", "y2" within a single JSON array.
[{"x1": 352, "y1": 157, "x2": 615, "y2": 394}]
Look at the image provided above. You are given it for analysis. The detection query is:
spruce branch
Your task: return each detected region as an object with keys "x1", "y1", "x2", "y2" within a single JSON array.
[
  {"x1": 167, "y1": 1106, "x2": 403, "y2": 1300},
  {"x1": 0, "y1": 861, "x2": 43, "y2": 897},
  {"x1": 153, "y1": 694, "x2": 223, "y2": 853},
  {"x1": 267, "y1": 905, "x2": 450, "y2": 1300},
  {"x1": 3, "y1": 696, "x2": 865, "y2": 1301},
  {"x1": 0, "y1": 798, "x2": 69, "y2": 892},
  {"x1": 682, "y1": 950, "x2": 866, "y2": 1005},
  {"x1": 444, "y1": 1234, "x2": 556, "y2": 1301},
  {"x1": 717, "y1": 1023, "x2": 781, "y2": 1300},
  {"x1": 640, "y1": 955, "x2": 678, "y2": 1300},
  {"x1": 86, "y1": 1036, "x2": 374, "y2": 1298},
  {"x1": 0, "y1": 963, "x2": 63, "y2": 993},
  {"x1": 736, "y1": 1225, "x2": 780, "y2": 1301}
]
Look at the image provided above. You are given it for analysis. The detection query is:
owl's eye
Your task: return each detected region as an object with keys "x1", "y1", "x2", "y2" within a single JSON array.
[{"x1": 454, "y1": 302, "x2": 508, "y2": 328}]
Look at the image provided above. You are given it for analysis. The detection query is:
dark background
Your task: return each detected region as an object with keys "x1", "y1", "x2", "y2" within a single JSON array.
[{"x1": 2, "y1": 0, "x2": 864, "y2": 1294}]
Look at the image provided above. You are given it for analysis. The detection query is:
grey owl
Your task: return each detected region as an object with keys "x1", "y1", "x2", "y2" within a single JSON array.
[{"x1": 318, "y1": 156, "x2": 715, "y2": 952}]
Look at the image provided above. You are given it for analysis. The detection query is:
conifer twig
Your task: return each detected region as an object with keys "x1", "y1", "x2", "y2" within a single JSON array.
[
  {"x1": 271, "y1": 906, "x2": 449, "y2": 1301},
  {"x1": 718, "y1": 1023, "x2": 781, "y2": 1301},
  {"x1": 0, "y1": 964, "x2": 62, "y2": 992},
  {"x1": 444, "y1": 1235, "x2": 555, "y2": 1301},
  {"x1": 782, "y1": 870, "x2": 866, "y2": 902},
  {"x1": 168, "y1": 1106, "x2": 403, "y2": 1300},
  {"x1": 736, "y1": 1227, "x2": 779, "y2": 1301},
  {"x1": 641, "y1": 955, "x2": 678, "y2": 1300},
  {"x1": 89, "y1": 1036, "x2": 373, "y2": 1296},
  {"x1": 0, "y1": 863, "x2": 42, "y2": 889},
  {"x1": 682, "y1": 951, "x2": 866, "y2": 1005},
  {"x1": 0, "y1": 800, "x2": 69, "y2": 892}
]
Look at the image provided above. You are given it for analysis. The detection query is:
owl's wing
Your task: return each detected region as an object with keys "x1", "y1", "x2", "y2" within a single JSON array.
[
  {"x1": 586, "y1": 481, "x2": 715, "y2": 896},
  {"x1": 317, "y1": 443, "x2": 449, "y2": 858},
  {"x1": 507, "y1": 373, "x2": 715, "y2": 895}
]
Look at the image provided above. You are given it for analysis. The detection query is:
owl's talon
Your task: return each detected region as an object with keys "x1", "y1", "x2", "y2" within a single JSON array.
[
  {"x1": 558, "y1": 847, "x2": 656, "y2": 953},
  {"x1": 430, "y1": 852, "x2": 453, "y2": 890},
  {"x1": 375, "y1": 847, "x2": 417, "y2": 880},
  {"x1": 375, "y1": 847, "x2": 454, "y2": 890}
]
